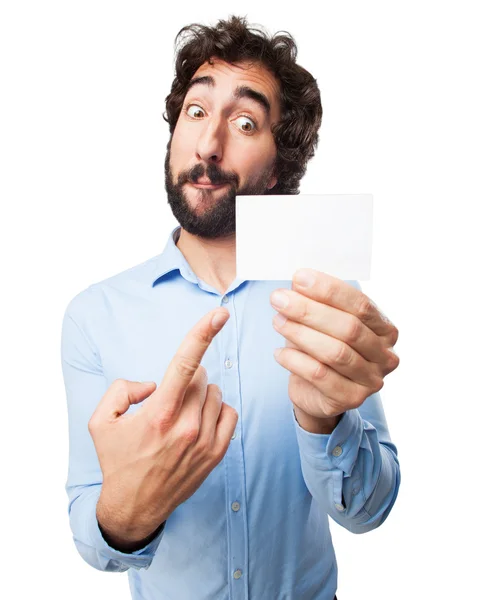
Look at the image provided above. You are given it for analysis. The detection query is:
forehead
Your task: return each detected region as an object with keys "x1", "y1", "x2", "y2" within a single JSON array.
[{"x1": 190, "y1": 58, "x2": 281, "y2": 120}]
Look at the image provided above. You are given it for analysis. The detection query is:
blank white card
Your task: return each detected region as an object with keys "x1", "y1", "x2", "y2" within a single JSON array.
[{"x1": 236, "y1": 194, "x2": 373, "y2": 281}]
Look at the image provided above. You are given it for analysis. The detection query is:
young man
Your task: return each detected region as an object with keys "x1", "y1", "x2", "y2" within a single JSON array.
[{"x1": 61, "y1": 15, "x2": 400, "y2": 600}]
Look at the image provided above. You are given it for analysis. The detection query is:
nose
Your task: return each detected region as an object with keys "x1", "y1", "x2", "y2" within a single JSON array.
[{"x1": 195, "y1": 117, "x2": 224, "y2": 163}]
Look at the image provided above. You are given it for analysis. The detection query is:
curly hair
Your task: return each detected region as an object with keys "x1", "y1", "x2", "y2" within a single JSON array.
[{"x1": 163, "y1": 15, "x2": 322, "y2": 195}]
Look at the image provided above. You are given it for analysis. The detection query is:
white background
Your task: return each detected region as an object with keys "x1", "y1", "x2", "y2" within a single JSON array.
[{"x1": 1, "y1": 1, "x2": 477, "y2": 598}]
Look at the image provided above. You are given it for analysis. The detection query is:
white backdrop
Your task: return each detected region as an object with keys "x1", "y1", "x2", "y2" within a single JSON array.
[{"x1": 1, "y1": 1, "x2": 477, "y2": 598}]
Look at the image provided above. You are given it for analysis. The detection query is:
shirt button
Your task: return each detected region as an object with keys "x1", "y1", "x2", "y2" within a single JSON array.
[
  {"x1": 231, "y1": 431, "x2": 236, "y2": 440},
  {"x1": 335, "y1": 503, "x2": 345, "y2": 511},
  {"x1": 222, "y1": 295, "x2": 229, "y2": 304},
  {"x1": 233, "y1": 569, "x2": 242, "y2": 579},
  {"x1": 225, "y1": 359, "x2": 233, "y2": 369},
  {"x1": 332, "y1": 445, "x2": 343, "y2": 457},
  {"x1": 232, "y1": 502, "x2": 240, "y2": 512}
]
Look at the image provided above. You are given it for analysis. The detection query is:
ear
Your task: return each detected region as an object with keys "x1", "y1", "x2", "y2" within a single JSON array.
[{"x1": 267, "y1": 174, "x2": 278, "y2": 190}]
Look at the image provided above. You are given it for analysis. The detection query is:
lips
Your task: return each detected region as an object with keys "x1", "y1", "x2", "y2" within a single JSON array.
[{"x1": 190, "y1": 179, "x2": 227, "y2": 189}]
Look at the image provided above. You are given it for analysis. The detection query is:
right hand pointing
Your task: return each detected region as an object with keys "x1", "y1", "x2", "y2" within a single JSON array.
[{"x1": 89, "y1": 307, "x2": 237, "y2": 551}]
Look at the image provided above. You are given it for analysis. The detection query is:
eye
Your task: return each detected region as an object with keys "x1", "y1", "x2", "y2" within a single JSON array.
[
  {"x1": 234, "y1": 115, "x2": 256, "y2": 133},
  {"x1": 185, "y1": 104, "x2": 205, "y2": 119}
]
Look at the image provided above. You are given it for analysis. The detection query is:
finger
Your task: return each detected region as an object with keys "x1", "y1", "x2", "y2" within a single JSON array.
[
  {"x1": 144, "y1": 308, "x2": 229, "y2": 420},
  {"x1": 93, "y1": 379, "x2": 157, "y2": 422},
  {"x1": 271, "y1": 288, "x2": 385, "y2": 363},
  {"x1": 176, "y1": 366, "x2": 209, "y2": 430},
  {"x1": 292, "y1": 268, "x2": 398, "y2": 343},
  {"x1": 195, "y1": 383, "x2": 223, "y2": 448},
  {"x1": 273, "y1": 313, "x2": 379, "y2": 387},
  {"x1": 274, "y1": 346, "x2": 374, "y2": 406},
  {"x1": 211, "y1": 402, "x2": 238, "y2": 458}
]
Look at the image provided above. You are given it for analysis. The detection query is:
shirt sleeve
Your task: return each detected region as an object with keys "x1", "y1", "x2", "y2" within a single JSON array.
[
  {"x1": 60, "y1": 287, "x2": 165, "y2": 571},
  {"x1": 292, "y1": 280, "x2": 401, "y2": 534}
]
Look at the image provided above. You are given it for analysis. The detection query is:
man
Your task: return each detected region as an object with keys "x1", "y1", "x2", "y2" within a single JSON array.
[{"x1": 61, "y1": 15, "x2": 400, "y2": 600}]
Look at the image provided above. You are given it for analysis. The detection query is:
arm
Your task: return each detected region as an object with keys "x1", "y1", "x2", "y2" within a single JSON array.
[
  {"x1": 293, "y1": 391, "x2": 400, "y2": 534},
  {"x1": 60, "y1": 287, "x2": 165, "y2": 572},
  {"x1": 271, "y1": 273, "x2": 401, "y2": 534}
]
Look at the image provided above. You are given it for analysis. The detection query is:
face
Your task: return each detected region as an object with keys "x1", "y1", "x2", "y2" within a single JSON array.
[{"x1": 165, "y1": 58, "x2": 281, "y2": 239}]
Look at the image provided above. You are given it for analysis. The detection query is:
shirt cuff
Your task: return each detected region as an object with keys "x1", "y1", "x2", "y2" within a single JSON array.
[
  {"x1": 88, "y1": 503, "x2": 165, "y2": 570},
  {"x1": 293, "y1": 407, "x2": 364, "y2": 476}
]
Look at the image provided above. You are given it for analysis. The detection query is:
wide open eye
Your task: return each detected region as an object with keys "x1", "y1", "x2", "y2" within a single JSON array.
[
  {"x1": 186, "y1": 104, "x2": 205, "y2": 119},
  {"x1": 234, "y1": 115, "x2": 256, "y2": 133}
]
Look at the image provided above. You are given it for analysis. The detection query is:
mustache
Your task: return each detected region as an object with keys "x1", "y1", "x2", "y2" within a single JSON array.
[{"x1": 177, "y1": 163, "x2": 239, "y2": 187}]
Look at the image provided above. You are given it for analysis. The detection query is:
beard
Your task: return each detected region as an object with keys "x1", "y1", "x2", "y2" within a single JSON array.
[{"x1": 164, "y1": 141, "x2": 275, "y2": 239}]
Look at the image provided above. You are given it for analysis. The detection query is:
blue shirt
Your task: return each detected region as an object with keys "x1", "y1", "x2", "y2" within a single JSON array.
[{"x1": 61, "y1": 225, "x2": 400, "y2": 600}]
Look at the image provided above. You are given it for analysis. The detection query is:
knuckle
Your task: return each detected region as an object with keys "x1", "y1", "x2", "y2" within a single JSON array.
[
  {"x1": 180, "y1": 424, "x2": 200, "y2": 445},
  {"x1": 198, "y1": 364, "x2": 208, "y2": 377},
  {"x1": 298, "y1": 300, "x2": 310, "y2": 323},
  {"x1": 373, "y1": 377, "x2": 385, "y2": 393},
  {"x1": 193, "y1": 326, "x2": 213, "y2": 348},
  {"x1": 311, "y1": 361, "x2": 327, "y2": 383},
  {"x1": 385, "y1": 348, "x2": 400, "y2": 373},
  {"x1": 390, "y1": 326, "x2": 399, "y2": 346},
  {"x1": 175, "y1": 355, "x2": 201, "y2": 380},
  {"x1": 351, "y1": 390, "x2": 367, "y2": 409},
  {"x1": 194, "y1": 365, "x2": 208, "y2": 389},
  {"x1": 344, "y1": 316, "x2": 363, "y2": 344},
  {"x1": 331, "y1": 342, "x2": 352, "y2": 366},
  {"x1": 208, "y1": 384, "x2": 222, "y2": 400},
  {"x1": 224, "y1": 404, "x2": 238, "y2": 422},
  {"x1": 213, "y1": 438, "x2": 230, "y2": 462},
  {"x1": 194, "y1": 438, "x2": 210, "y2": 456},
  {"x1": 322, "y1": 282, "x2": 337, "y2": 306},
  {"x1": 322, "y1": 404, "x2": 337, "y2": 418},
  {"x1": 392, "y1": 353, "x2": 400, "y2": 370},
  {"x1": 356, "y1": 294, "x2": 375, "y2": 321},
  {"x1": 87, "y1": 416, "x2": 98, "y2": 434},
  {"x1": 112, "y1": 378, "x2": 128, "y2": 394},
  {"x1": 150, "y1": 408, "x2": 177, "y2": 432}
]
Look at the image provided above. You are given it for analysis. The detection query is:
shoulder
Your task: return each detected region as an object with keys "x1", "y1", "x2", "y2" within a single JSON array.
[{"x1": 63, "y1": 253, "x2": 161, "y2": 325}]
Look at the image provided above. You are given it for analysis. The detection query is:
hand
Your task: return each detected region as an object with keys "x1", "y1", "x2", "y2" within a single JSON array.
[
  {"x1": 89, "y1": 307, "x2": 238, "y2": 548},
  {"x1": 270, "y1": 268, "x2": 399, "y2": 425}
]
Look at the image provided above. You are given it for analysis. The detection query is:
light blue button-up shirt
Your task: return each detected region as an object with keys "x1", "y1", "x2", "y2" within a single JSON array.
[{"x1": 61, "y1": 225, "x2": 400, "y2": 600}]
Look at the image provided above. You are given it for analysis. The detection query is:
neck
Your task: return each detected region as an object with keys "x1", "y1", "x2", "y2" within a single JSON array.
[{"x1": 176, "y1": 227, "x2": 237, "y2": 295}]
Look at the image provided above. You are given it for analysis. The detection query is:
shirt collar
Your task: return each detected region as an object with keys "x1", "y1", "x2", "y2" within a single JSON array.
[
  {"x1": 151, "y1": 225, "x2": 249, "y2": 295},
  {"x1": 151, "y1": 225, "x2": 197, "y2": 287}
]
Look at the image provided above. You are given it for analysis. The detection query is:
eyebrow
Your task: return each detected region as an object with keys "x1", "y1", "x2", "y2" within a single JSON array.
[{"x1": 185, "y1": 75, "x2": 271, "y2": 117}]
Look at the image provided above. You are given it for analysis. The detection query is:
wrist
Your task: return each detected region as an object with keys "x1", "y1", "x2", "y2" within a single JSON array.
[
  {"x1": 97, "y1": 490, "x2": 164, "y2": 547},
  {"x1": 293, "y1": 405, "x2": 343, "y2": 434},
  {"x1": 97, "y1": 517, "x2": 165, "y2": 553}
]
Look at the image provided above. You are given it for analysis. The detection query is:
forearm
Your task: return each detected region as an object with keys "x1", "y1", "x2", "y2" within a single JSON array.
[
  {"x1": 294, "y1": 405, "x2": 401, "y2": 534},
  {"x1": 62, "y1": 300, "x2": 166, "y2": 572},
  {"x1": 96, "y1": 492, "x2": 166, "y2": 554},
  {"x1": 67, "y1": 484, "x2": 165, "y2": 572}
]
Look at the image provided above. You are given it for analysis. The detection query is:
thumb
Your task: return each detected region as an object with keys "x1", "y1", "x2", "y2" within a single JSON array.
[{"x1": 95, "y1": 379, "x2": 157, "y2": 421}]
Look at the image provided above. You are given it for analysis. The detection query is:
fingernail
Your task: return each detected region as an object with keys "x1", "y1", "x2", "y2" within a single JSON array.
[
  {"x1": 212, "y1": 311, "x2": 229, "y2": 329},
  {"x1": 294, "y1": 269, "x2": 315, "y2": 288},
  {"x1": 271, "y1": 290, "x2": 289, "y2": 309},
  {"x1": 273, "y1": 313, "x2": 287, "y2": 327},
  {"x1": 274, "y1": 348, "x2": 282, "y2": 359}
]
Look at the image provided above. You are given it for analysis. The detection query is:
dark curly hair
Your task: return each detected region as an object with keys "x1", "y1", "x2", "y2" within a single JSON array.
[{"x1": 163, "y1": 15, "x2": 322, "y2": 195}]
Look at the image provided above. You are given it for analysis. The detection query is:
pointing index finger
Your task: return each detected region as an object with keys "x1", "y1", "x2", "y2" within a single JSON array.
[{"x1": 145, "y1": 308, "x2": 230, "y2": 418}]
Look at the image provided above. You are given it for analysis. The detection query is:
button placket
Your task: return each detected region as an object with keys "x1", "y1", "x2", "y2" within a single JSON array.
[{"x1": 218, "y1": 287, "x2": 246, "y2": 589}]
